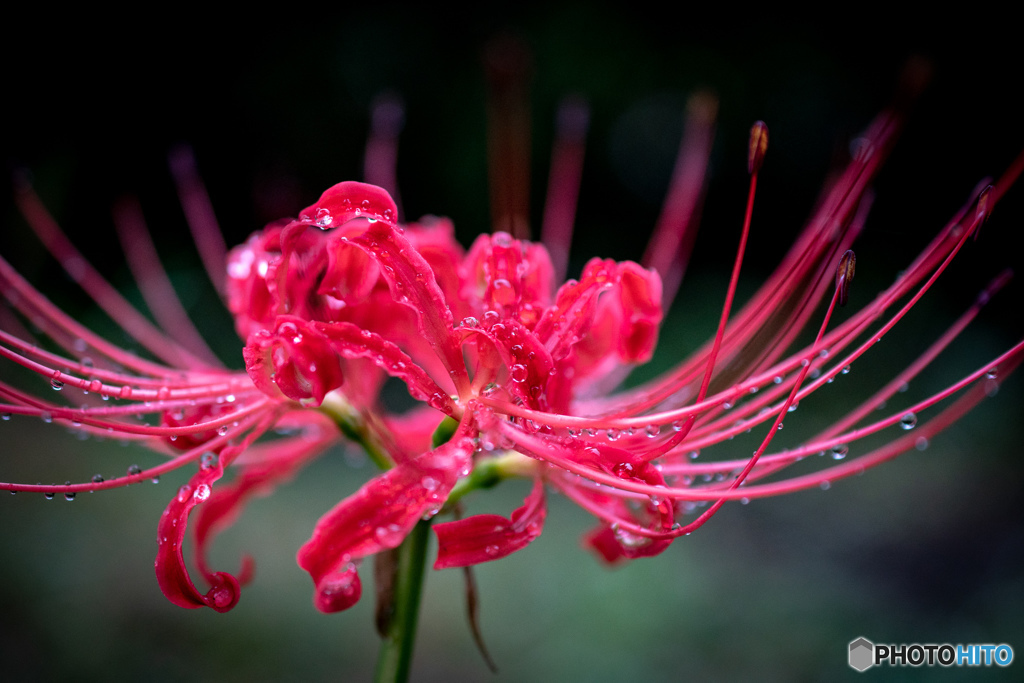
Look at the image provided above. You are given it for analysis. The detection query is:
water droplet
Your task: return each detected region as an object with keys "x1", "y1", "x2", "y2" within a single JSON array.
[
  {"x1": 421, "y1": 476, "x2": 439, "y2": 492},
  {"x1": 740, "y1": 497, "x2": 750, "y2": 505},
  {"x1": 986, "y1": 367, "x2": 998, "y2": 380},
  {"x1": 127, "y1": 464, "x2": 142, "y2": 476},
  {"x1": 193, "y1": 484, "x2": 211, "y2": 502},
  {"x1": 44, "y1": 491, "x2": 55, "y2": 500},
  {"x1": 485, "y1": 544, "x2": 501, "y2": 557},
  {"x1": 644, "y1": 424, "x2": 660, "y2": 438},
  {"x1": 151, "y1": 476, "x2": 160, "y2": 484},
  {"x1": 899, "y1": 412, "x2": 917, "y2": 430},
  {"x1": 773, "y1": 375, "x2": 783, "y2": 384},
  {"x1": 819, "y1": 480, "x2": 831, "y2": 490},
  {"x1": 830, "y1": 444, "x2": 849, "y2": 460},
  {"x1": 787, "y1": 402, "x2": 799, "y2": 413},
  {"x1": 374, "y1": 523, "x2": 404, "y2": 545},
  {"x1": 458, "y1": 316, "x2": 479, "y2": 328},
  {"x1": 91, "y1": 474, "x2": 104, "y2": 484},
  {"x1": 119, "y1": 385, "x2": 133, "y2": 399},
  {"x1": 177, "y1": 485, "x2": 192, "y2": 503},
  {"x1": 315, "y1": 207, "x2": 333, "y2": 226},
  {"x1": 1, "y1": 413, "x2": 10, "y2": 421},
  {"x1": 510, "y1": 364, "x2": 528, "y2": 383},
  {"x1": 217, "y1": 425, "x2": 229, "y2": 436},
  {"x1": 605, "y1": 428, "x2": 620, "y2": 441},
  {"x1": 157, "y1": 386, "x2": 171, "y2": 400},
  {"x1": 40, "y1": 411, "x2": 53, "y2": 423},
  {"x1": 64, "y1": 491, "x2": 76, "y2": 501},
  {"x1": 50, "y1": 378, "x2": 64, "y2": 391},
  {"x1": 671, "y1": 420, "x2": 685, "y2": 432},
  {"x1": 915, "y1": 437, "x2": 929, "y2": 451},
  {"x1": 200, "y1": 452, "x2": 219, "y2": 470}
]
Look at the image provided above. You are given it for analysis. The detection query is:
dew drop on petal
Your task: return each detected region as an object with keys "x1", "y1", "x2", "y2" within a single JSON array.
[
  {"x1": 485, "y1": 544, "x2": 501, "y2": 557},
  {"x1": 193, "y1": 484, "x2": 211, "y2": 502},
  {"x1": 177, "y1": 485, "x2": 192, "y2": 503},
  {"x1": 510, "y1": 364, "x2": 528, "y2": 383}
]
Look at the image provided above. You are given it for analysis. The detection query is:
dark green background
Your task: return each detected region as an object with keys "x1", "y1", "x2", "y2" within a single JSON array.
[{"x1": 2, "y1": 7, "x2": 1022, "y2": 681}]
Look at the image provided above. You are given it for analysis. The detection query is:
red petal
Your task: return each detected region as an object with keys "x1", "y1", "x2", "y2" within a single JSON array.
[
  {"x1": 298, "y1": 181, "x2": 398, "y2": 227},
  {"x1": 433, "y1": 478, "x2": 546, "y2": 569},
  {"x1": 296, "y1": 423, "x2": 475, "y2": 613},
  {"x1": 155, "y1": 464, "x2": 241, "y2": 613}
]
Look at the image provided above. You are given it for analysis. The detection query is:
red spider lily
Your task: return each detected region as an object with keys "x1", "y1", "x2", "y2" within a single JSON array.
[{"x1": 2, "y1": 91, "x2": 1023, "y2": 620}]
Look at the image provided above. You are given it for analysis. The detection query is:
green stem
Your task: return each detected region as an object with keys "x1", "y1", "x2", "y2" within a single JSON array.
[{"x1": 374, "y1": 520, "x2": 431, "y2": 683}]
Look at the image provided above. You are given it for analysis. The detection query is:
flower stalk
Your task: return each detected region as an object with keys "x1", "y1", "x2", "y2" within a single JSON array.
[{"x1": 373, "y1": 519, "x2": 431, "y2": 683}]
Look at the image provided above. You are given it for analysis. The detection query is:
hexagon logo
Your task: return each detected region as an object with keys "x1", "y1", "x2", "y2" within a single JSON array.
[{"x1": 849, "y1": 637, "x2": 874, "y2": 672}]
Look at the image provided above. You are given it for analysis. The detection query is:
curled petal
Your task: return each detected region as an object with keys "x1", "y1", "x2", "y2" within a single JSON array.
[
  {"x1": 243, "y1": 316, "x2": 344, "y2": 406},
  {"x1": 298, "y1": 181, "x2": 399, "y2": 228},
  {"x1": 433, "y1": 478, "x2": 546, "y2": 569},
  {"x1": 155, "y1": 465, "x2": 240, "y2": 612},
  {"x1": 614, "y1": 261, "x2": 663, "y2": 363},
  {"x1": 296, "y1": 422, "x2": 476, "y2": 613},
  {"x1": 350, "y1": 221, "x2": 470, "y2": 395}
]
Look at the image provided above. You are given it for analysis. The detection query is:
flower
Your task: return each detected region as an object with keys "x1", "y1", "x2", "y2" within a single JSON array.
[{"x1": 2, "y1": 85, "x2": 1022, "y2": 620}]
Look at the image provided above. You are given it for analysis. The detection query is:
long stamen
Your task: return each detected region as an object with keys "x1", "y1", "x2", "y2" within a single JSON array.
[
  {"x1": 168, "y1": 145, "x2": 229, "y2": 299},
  {"x1": 364, "y1": 92, "x2": 405, "y2": 218},
  {"x1": 484, "y1": 34, "x2": 532, "y2": 240},
  {"x1": 641, "y1": 92, "x2": 717, "y2": 310},
  {"x1": 113, "y1": 196, "x2": 225, "y2": 368},
  {"x1": 540, "y1": 96, "x2": 589, "y2": 282}
]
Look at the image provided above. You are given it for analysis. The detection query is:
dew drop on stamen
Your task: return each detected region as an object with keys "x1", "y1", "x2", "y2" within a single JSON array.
[
  {"x1": 50, "y1": 378, "x2": 64, "y2": 391},
  {"x1": 831, "y1": 444, "x2": 849, "y2": 460},
  {"x1": 899, "y1": 412, "x2": 917, "y2": 430},
  {"x1": 40, "y1": 411, "x2": 52, "y2": 424},
  {"x1": 773, "y1": 376, "x2": 783, "y2": 384},
  {"x1": 119, "y1": 385, "x2": 132, "y2": 399},
  {"x1": 127, "y1": 464, "x2": 142, "y2": 476},
  {"x1": 91, "y1": 474, "x2": 104, "y2": 484},
  {"x1": 819, "y1": 480, "x2": 831, "y2": 490},
  {"x1": 645, "y1": 424, "x2": 660, "y2": 438},
  {"x1": 915, "y1": 437, "x2": 929, "y2": 451},
  {"x1": 2, "y1": 413, "x2": 11, "y2": 421},
  {"x1": 44, "y1": 491, "x2": 55, "y2": 500}
]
